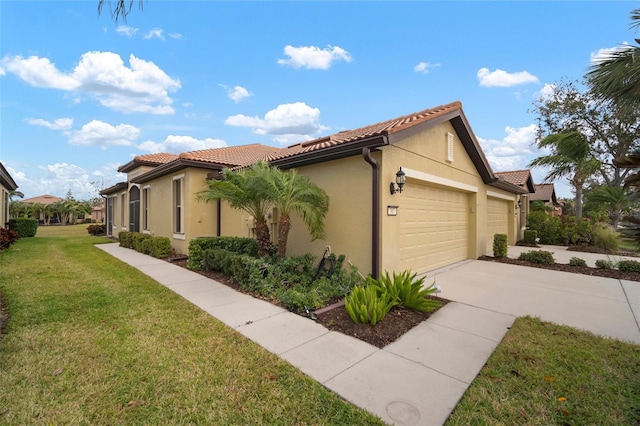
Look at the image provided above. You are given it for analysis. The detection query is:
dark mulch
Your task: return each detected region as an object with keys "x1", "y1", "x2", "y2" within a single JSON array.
[
  {"x1": 478, "y1": 255, "x2": 640, "y2": 282},
  {"x1": 566, "y1": 245, "x2": 639, "y2": 257}
]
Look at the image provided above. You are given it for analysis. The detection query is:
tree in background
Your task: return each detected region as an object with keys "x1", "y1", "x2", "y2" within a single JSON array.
[
  {"x1": 531, "y1": 79, "x2": 640, "y2": 189},
  {"x1": 587, "y1": 8, "x2": 640, "y2": 110},
  {"x1": 584, "y1": 186, "x2": 631, "y2": 229},
  {"x1": 98, "y1": 0, "x2": 145, "y2": 22},
  {"x1": 529, "y1": 132, "x2": 601, "y2": 219}
]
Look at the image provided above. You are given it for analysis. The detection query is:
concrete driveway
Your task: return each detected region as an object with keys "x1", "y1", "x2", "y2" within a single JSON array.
[{"x1": 429, "y1": 256, "x2": 640, "y2": 344}]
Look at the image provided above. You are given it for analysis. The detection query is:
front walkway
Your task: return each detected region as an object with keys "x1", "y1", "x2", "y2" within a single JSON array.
[{"x1": 95, "y1": 243, "x2": 640, "y2": 425}]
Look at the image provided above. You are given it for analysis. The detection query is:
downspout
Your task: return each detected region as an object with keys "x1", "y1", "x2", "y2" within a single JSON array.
[
  {"x1": 216, "y1": 199, "x2": 221, "y2": 237},
  {"x1": 362, "y1": 146, "x2": 380, "y2": 279}
]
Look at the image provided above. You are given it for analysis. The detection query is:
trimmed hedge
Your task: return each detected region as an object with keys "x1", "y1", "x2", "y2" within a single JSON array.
[
  {"x1": 493, "y1": 233, "x2": 508, "y2": 258},
  {"x1": 87, "y1": 224, "x2": 106, "y2": 235},
  {"x1": 188, "y1": 236, "x2": 259, "y2": 270},
  {"x1": 118, "y1": 231, "x2": 172, "y2": 259},
  {"x1": 517, "y1": 250, "x2": 555, "y2": 265},
  {"x1": 8, "y1": 218, "x2": 38, "y2": 238},
  {"x1": 523, "y1": 229, "x2": 538, "y2": 245},
  {"x1": 617, "y1": 260, "x2": 640, "y2": 273}
]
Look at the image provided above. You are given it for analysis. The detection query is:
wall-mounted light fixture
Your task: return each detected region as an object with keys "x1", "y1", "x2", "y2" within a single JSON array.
[
  {"x1": 517, "y1": 199, "x2": 522, "y2": 209},
  {"x1": 390, "y1": 167, "x2": 406, "y2": 195},
  {"x1": 387, "y1": 205, "x2": 399, "y2": 216}
]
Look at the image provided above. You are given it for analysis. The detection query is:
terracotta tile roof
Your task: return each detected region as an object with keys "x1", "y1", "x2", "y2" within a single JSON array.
[
  {"x1": 133, "y1": 153, "x2": 179, "y2": 164},
  {"x1": 530, "y1": 183, "x2": 557, "y2": 202},
  {"x1": 21, "y1": 194, "x2": 63, "y2": 205},
  {"x1": 495, "y1": 170, "x2": 532, "y2": 187},
  {"x1": 179, "y1": 144, "x2": 282, "y2": 168},
  {"x1": 265, "y1": 101, "x2": 462, "y2": 162}
]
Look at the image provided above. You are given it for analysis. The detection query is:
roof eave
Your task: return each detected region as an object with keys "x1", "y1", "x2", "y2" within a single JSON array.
[
  {"x1": 131, "y1": 159, "x2": 224, "y2": 184},
  {"x1": 0, "y1": 162, "x2": 18, "y2": 191},
  {"x1": 489, "y1": 179, "x2": 528, "y2": 194},
  {"x1": 100, "y1": 181, "x2": 128, "y2": 195}
]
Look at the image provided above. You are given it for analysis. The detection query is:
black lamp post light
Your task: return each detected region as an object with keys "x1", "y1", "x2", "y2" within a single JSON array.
[{"x1": 390, "y1": 167, "x2": 406, "y2": 195}]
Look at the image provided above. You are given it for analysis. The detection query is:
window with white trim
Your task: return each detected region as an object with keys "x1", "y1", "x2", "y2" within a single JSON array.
[
  {"x1": 120, "y1": 193, "x2": 126, "y2": 227},
  {"x1": 142, "y1": 187, "x2": 150, "y2": 231},
  {"x1": 173, "y1": 176, "x2": 184, "y2": 234}
]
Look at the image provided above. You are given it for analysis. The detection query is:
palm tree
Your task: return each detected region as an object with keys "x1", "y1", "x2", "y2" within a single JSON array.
[
  {"x1": 197, "y1": 162, "x2": 274, "y2": 256},
  {"x1": 8, "y1": 190, "x2": 24, "y2": 201},
  {"x1": 529, "y1": 132, "x2": 601, "y2": 219},
  {"x1": 586, "y1": 186, "x2": 630, "y2": 229},
  {"x1": 587, "y1": 8, "x2": 640, "y2": 109},
  {"x1": 266, "y1": 168, "x2": 329, "y2": 259}
]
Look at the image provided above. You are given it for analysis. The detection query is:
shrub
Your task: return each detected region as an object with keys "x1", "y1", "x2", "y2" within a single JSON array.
[
  {"x1": 591, "y1": 225, "x2": 620, "y2": 253},
  {"x1": 345, "y1": 284, "x2": 397, "y2": 326},
  {"x1": 526, "y1": 211, "x2": 563, "y2": 245},
  {"x1": 86, "y1": 224, "x2": 106, "y2": 235},
  {"x1": 493, "y1": 234, "x2": 508, "y2": 258},
  {"x1": 8, "y1": 218, "x2": 38, "y2": 238},
  {"x1": 149, "y1": 237, "x2": 171, "y2": 259},
  {"x1": 373, "y1": 271, "x2": 441, "y2": 312},
  {"x1": 617, "y1": 260, "x2": 640, "y2": 273},
  {"x1": 188, "y1": 236, "x2": 259, "y2": 270},
  {"x1": 132, "y1": 233, "x2": 153, "y2": 254},
  {"x1": 595, "y1": 259, "x2": 615, "y2": 269},
  {"x1": 118, "y1": 231, "x2": 134, "y2": 248},
  {"x1": 517, "y1": 250, "x2": 555, "y2": 265},
  {"x1": 562, "y1": 216, "x2": 593, "y2": 246},
  {"x1": 569, "y1": 257, "x2": 587, "y2": 267},
  {"x1": 523, "y1": 229, "x2": 538, "y2": 245},
  {"x1": 0, "y1": 227, "x2": 20, "y2": 251}
]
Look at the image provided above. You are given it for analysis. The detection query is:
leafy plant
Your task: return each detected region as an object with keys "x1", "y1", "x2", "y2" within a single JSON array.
[
  {"x1": 344, "y1": 284, "x2": 396, "y2": 326},
  {"x1": 526, "y1": 211, "x2": 563, "y2": 245},
  {"x1": 0, "y1": 227, "x2": 20, "y2": 251},
  {"x1": 517, "y1": 250, "x2": 555, "y2": 265},
  {"x1": 8, "y1": 218, "x2": 38, "y2": 238},
  {"x1": 595, "y1": 259, "x2": 615, "y2": 269},
  {"x1": 569, "y1": 257, "x2": 587, "y2": 267},
  {"x1": 591, "y1": 225, "x2": 620, "y2": 253},
  {"x1": 523, "y1": 229, "x2": 538, "y2": 245},
  {"x1": 86, "y1": 224, "x2": 106, "y2": 235},
  {"x1": 617, "y1": 260, "x2": 640, "y2": 273},
  {"x1": 373, "y1": 271, "x2": 440, "y2": 312},
  {"x1": 188, "y1": 236, "x2": 259, "y2": 270},
  {"x1": 493, "y1": 234, "x2": 508, "y2": 258}
]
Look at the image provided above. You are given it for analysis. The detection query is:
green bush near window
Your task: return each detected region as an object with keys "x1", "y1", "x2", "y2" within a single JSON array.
[
  {"x1": 523, "y1": 229, "x2": 538, "y2": 245},
  {"x1": 617, "y1": 259, "x2": 640, "y2": 273},
  {"x1": 569, "y1": 257, "x2": 587, "y2": 267},
  {"x1": 118, "y1": 231, "x2": 133, "y2": 248},
  {"x1": 118, "y1": 231, "x2": 173, "y2": 259},
  {"x1": 8, "y1": 218, "x2": 38, "y2": 238},
  {"x1": 517, "y1": 250, "x2": 555, "y2": 265},
  {"x1": 188, "y1": 236, "x2": 259, "y2": 270},
  {"x1": 493, "y1": 233, "x2": 508, "y2": 258}
]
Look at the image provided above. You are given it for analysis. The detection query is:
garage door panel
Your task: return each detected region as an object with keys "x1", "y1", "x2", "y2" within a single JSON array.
[
  {"x1": 399, "y1": 183, "x2": 468, "y2": 274},
  {"x1": 486, "y1": 197, "x2": 509, "y2": 254}
]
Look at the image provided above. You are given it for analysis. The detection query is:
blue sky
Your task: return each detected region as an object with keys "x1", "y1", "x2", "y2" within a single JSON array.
[{"x1": 0, "y1": 1, "x2": 637, "y2": 200}]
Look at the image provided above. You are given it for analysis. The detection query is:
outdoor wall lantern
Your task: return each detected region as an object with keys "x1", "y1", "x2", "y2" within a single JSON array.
[
  {"x1": 517, "y1": 199, "x2": 522, "y2": 209},
  {"x1": 390, "y1": 167, "x2": 406, "y2": 195}
]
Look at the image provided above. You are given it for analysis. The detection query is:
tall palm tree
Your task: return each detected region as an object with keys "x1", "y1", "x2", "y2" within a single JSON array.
[
  {"x1": 266, "y1": 168, "x2": 329, "y2": 259},
  {"x1": 529, "y1": 132, "x2": 601, "y2": 218},
  {"x1": 587, "y1": 8, "x2": 640, "y2": 109},
  {"x1": 586, "y1": 186, "x2": 630, "y2": 229},
  {"x1": 8, "y1": 190, "x2": 24, "y2": 201},
  {"x1": 197, "y1": 162, "x2": 274, "y2": 256}
]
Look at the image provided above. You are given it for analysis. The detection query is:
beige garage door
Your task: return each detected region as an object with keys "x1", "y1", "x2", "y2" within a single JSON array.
[
  {"x1": 399, "y1": 182, "x2": 469, "y2": 274},
  {"x1": 486, "y1": 197, "x2": 510, "y2": 254}
]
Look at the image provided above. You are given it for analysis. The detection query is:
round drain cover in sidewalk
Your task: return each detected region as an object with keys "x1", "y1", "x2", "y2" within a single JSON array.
[{"x1": 386, "y1": 401, "x2": 420, "y2": 424}]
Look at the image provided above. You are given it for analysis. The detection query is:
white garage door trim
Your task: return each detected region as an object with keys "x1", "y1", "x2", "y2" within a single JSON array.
[{"x1": 403, "y1": 168, "x2": 478, "y2": 193}]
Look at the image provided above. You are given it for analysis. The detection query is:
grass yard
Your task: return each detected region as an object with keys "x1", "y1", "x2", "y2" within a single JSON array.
[
  {"x1": 446, "y1": 316, "x2": 640, "y2": 425},
  {"x1": 0, "y1": 227, "x2": 382, "y2": 425}
]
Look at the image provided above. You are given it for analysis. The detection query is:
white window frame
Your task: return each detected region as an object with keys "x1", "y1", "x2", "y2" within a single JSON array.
[
  {"x1": 172, "y1": 174, "x2": 185, "y2": 239},
  {"x1": 142, "y1": 185, "x2": 151, "y2": 233},
  {"x1": 120, "y1": 192, "x2": 126, "y2": 228}
]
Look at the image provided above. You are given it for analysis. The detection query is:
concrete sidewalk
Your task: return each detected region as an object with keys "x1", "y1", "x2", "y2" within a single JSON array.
[{"x1": 95, "y1": 243, "x2": 640, "y2": 425}]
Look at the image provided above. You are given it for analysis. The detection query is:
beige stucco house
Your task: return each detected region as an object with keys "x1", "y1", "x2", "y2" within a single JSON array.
[
  {"x1": 530, "y1": 183, "x2": 562, "y2": 216},
  {"x1": 0, "y1": 161, "x2": 19, "y2": 227},
  {"x1": 102, "y1": 101, "x2": 527, "y2": 277}
]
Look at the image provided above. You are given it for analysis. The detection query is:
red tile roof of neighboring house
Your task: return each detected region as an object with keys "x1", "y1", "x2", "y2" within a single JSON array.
[
  {"x1": 179, "y1": 144, "x2": 283, "y2": 168},
  {"x1": 265, "y1": 102, "x2": 463, "y2": 162},
  {"x1": 530, "y1": 183, "x2": 558, "y2": 203},
  {"x1": 495, "y1": 170, "x2": 531, "y2": 187},
  {"x1": 118, "y1": 153, "x2": 179, "y2": 173},
  {"x1": 21, "y1": 194, "x2": 63, "y2": 205}
]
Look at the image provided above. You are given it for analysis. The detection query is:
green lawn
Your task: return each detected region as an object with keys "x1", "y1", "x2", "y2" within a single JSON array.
[{"x1": 0, "y1": 226, "x2": 382, "y2": 425}]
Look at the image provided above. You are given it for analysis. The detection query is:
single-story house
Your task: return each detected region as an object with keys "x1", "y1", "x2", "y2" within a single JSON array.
[
  {"x1": 494, "y1": 169, "x2": 536, "y2": 239},
  {"x1": 102, "y1": 101, "x2": 528, "y2": 277},
  {"x1": 530, "y1": 183, "x2": 562, "y2": 216},
  {"x1": 0, "y1": 162, "x2": 19, "y2": 227},
  {"x1": 21, "y1": 194, "x2": 63, "y2": 205}
]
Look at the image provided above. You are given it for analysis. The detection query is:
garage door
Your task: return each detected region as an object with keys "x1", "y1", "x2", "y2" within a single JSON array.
[
  {"x1": 399, "y1": 182, "x2": 469, "y2": 274},
  {"x1": 486, "y1": 197, "x2": 509, "y2": 254}
]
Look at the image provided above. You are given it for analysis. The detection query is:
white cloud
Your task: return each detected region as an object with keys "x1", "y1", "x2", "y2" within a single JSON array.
[
  {"x1": 68, "y1": 120, "x2": 140, "y2": 148},
  {"x1": 137, "y1": 135, "x2": 227, "y2": 153},
  {"x1": 590, "y1": 42, "x2": 631, "y2": 64},
  {"x1": 277, "y1": 45, "x2": 352, "y2": 70},
  {"x1": 225, "y1": 102, "x2": 328, "y2": 143},
  {"x1": 116, "y1": 25, "x2": 139, "y2": 37},
  {"x1": 144, "y1": 28, "x2": 165, "y2": 40},
  {"x1": 536, "y1": 83, "x2": 556, "y2": 101},
  {"x1": 477, "y1": 67, "x2": 539, "y2": 87},
  {"x1": 25, "y1": 117, "x2": 73, "y2": 130},
  {"x1": 169, "y1": 33, "x2": 183, "y2": 40},
  {"x1": 414, "y1": 61, "x2": 440, "y2": 74},
  {"x1": 1, "y1": 51, "x2": 181, "y2": 114},
  {"x1": 478, "y1": 124, "x2": 538, "y2": 172},
  {"x1": 220, "y1": 84, "x2": 252, "y2": 102}
]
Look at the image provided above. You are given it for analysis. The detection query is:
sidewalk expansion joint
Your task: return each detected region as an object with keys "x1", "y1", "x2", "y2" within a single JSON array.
[{"x1": 380, "y1": 349, "x2": 471, "y2": 385}]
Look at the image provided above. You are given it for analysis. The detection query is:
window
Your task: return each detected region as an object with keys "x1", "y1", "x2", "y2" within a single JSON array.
[
  {"x1": 142, "y1": 187, "x2": 150, "y2": 231},
  {"x1": 173, "y1": 176, "x2": 184, "y2": 234},
  {"x1": 121, "y1": 193, "x2": 126, "y2": 227},
  {"x1": 3, "y1": 191, "x2": 8, "y2": 225},
  {"x1": 446, "y1": 132, "x2": 454, "y2": 163}
]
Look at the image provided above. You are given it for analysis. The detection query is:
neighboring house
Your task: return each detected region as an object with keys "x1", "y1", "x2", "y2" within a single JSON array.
[
  {"x1": 102, "y1": 101, "x2": 527, "y2": 277},
  {"x1": 91, "y1": 206, "x2": 104, "y2": 223},
  {"x1": 494, "y1": 170, "x2": 536, "y2": 240},
  {"x1": 21, "y1": 194, "x2": 64, "y2": 224},
  {"x1": 0, "y1": 161, "x2": 18, "y2": 227},
  {"x1": 530, "y1": 183, "x2": 562, "y2": 217}
]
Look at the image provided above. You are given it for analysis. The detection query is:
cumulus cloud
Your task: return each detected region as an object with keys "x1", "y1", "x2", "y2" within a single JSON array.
[
  {"x1": 116, "y1": 25, "x2": 139, "y2": 37},
  {"x1": 68, "y1": 120, "x2": 140, "y2": 148},
  {"x1": 144, "y1": 28, "x2": 164, "y2": 40},
  {"x1": 414, "y1": 61, "x2": 440, "y2": 74},
  {"x1": 590, "y1": 42, "x2": 632, "y2": 64},
  {"x1": 277, "y1": 45, "x2": 352, "y2": 70},
  {"x1": 536, "y1": 83, "x2": 556, "y2": 101},
  {"x1": 137, "y1": 135, "x2": 227, "y2": 153},
  {"x1": 477, "y1": 67, "x2": 539, "y2": 87},
  {"x1": 478, "y1": 124, "x2": 538, "y2": 171},
  {"x1": 1, "y1": 51, "x2": 181, "y2": 114},
  {"x1": 25, "y1": 117, "x2": 73, "y2": 130},
  {"x1": 220, "y1": 84, "x2": 252, "y2": 102},
  {"x1": 225, "y1": 102, "x2": 328, "y2": 143}
]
